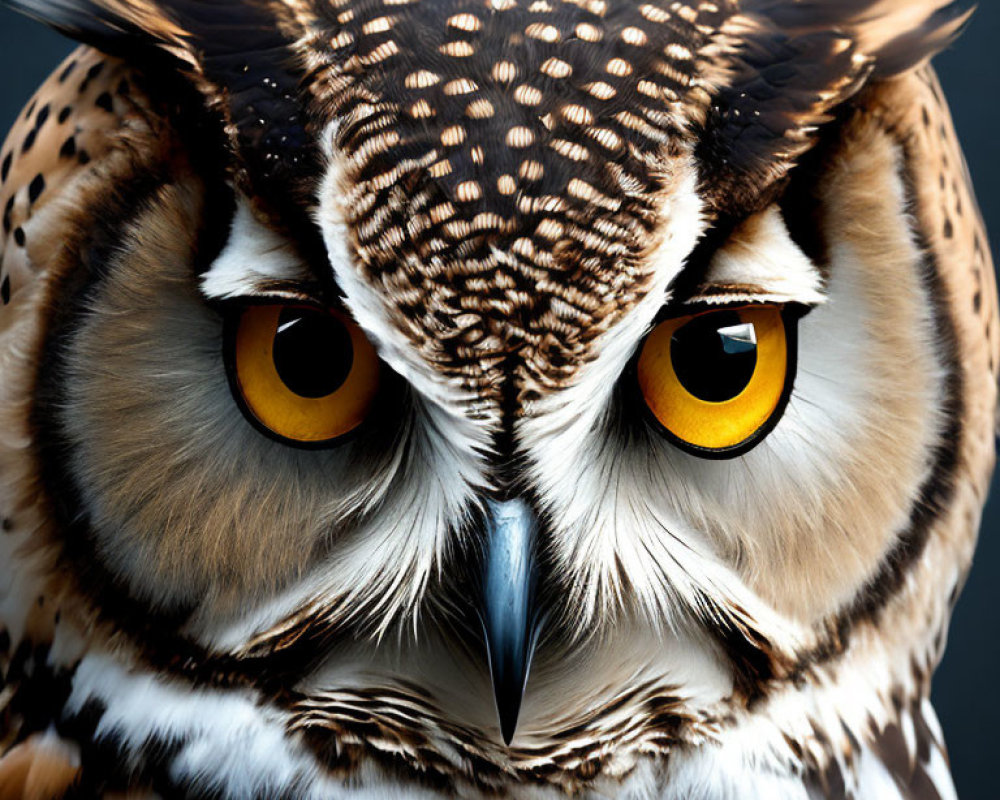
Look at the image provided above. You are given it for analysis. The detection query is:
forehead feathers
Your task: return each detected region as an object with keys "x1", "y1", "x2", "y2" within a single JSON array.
[{"x1": 315, "y1": 0, "x2": 724, "y2": 405}]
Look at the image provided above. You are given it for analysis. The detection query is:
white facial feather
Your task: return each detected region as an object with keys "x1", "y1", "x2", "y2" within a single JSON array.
[
  {"x1": 200, "y1": 196, "x2": 314, "y2": 300},
  {"x1": 690, "y1": 206, "x2": 826, "y2": 306},
  {"x1": 516, "y1": 166, "x2": 801, "y2": 637},
  {"x1": 518, "y1": 157, "x2": 703, "y2": 514},
  {"x1": 66, "y1": 653, "x2": 338, "y2": 799}
]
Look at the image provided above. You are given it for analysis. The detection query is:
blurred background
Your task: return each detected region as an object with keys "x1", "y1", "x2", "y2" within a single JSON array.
[{"x1": 0, "y1": 4, "x2": 998, "y2": 797}]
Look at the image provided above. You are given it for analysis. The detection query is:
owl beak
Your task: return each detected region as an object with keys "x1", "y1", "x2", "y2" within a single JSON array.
[{"x1": 481, "y1": 498, "x2": 540, "y2": 746}]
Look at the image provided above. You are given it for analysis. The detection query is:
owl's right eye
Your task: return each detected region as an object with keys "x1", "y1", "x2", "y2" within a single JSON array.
[{"x1": 225, "y1": 304, "x2": 380, "y2": 446}]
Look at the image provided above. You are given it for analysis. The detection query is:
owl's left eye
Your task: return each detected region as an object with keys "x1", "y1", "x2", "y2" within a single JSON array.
[
  {"x1": 226, "y1": 304, "x2": 380, "y2": 446},
  {"x1": 635, "y1": 304, "x2": 798, "y2": 458}
]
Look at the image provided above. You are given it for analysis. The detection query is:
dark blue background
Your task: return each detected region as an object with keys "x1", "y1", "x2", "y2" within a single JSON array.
[{"x1": 1, "y1": 4, "x2": 997, "y2": 797}]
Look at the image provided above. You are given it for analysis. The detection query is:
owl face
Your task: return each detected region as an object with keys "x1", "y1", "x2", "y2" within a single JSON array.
[{"x1": 0, "y1": 0, "x2": 995, "y2": 795}]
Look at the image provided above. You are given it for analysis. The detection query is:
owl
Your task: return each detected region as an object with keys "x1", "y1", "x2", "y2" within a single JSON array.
[{"x1": 0, "y1": 0, "x2": 995, "y2": 797}]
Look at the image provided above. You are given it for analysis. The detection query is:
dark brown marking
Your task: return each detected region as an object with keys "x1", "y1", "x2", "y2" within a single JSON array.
[
  {"x1": 79, "y1": 60, "x2": 104, "y2": 93},
  {"x1": 28, "y1": 174, "x2": 46, "y2": 204},
  {"x1": 58, "y1": 59, "x2": 77, "y2": 83},
  {"x1": 910, "y1": 698, "x2": 937, "y2": 763},
  {"x1": 873, "y1": 722, "x2": 911, "y2": 780},
  {"x1": 908, "y1": 766, "x2": 944, "y2": 800}
]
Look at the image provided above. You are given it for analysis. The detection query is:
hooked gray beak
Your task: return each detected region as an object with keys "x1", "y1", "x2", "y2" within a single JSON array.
[{"x1": 481, "y1": 498, "x2": 540, "y2": 745}]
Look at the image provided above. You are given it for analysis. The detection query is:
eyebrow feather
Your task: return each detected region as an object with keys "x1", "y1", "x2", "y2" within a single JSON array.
[
  {"x1": 201, "y1": 197, "x2": 319, "y2": 303},
  {"x1": 680, "y1": 206, "x2": 826, "y2": 308}
]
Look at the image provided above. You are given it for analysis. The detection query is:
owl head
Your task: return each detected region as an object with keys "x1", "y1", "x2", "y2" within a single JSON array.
[{"x1": 0, "y1": 0, "x2": 995, "y2": 795}]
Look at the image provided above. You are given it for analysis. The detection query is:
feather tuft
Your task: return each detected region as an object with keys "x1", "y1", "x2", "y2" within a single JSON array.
[
  {"x1": 746, "y1": 0, "x2": 972, "y2": 76},
  {"x1": 3, "y1": 0, "x2": 188, "y2": 56},
  {"x1": 697, "y1": 0, "x2": 972, "y2": 215},
  {"x1": 3, "y1": 0, "x2": 320, "y2": 225}
]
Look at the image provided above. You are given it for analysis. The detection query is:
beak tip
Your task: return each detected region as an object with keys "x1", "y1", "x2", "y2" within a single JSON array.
[
  {"x1": 484, "y1": 636, "x2": 529, "y2": 745},
  {"x1": 500, "y1": 716, "x2": 518, "y2": 746},
  {"x1": 491, "y1": 668, "x2": 527, "y2": 745}
]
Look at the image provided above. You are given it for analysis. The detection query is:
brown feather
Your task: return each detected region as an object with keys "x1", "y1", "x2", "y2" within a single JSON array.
[{"x1": 0, "y1": 735, "x2": 80, "y2": 800}]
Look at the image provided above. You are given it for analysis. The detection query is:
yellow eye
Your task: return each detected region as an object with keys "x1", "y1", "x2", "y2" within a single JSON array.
[
  {"x1": 636, "y1": 305, "x2": 795, "y2": 457},
  {"x1": 228, "y1": 304, "x2": 380, "y2": 445}
]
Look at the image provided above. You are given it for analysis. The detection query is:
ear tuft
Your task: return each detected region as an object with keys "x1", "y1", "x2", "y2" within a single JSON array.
[
  {"x1": 863, "y1": 2, "x2": 972, "y2": 76},
  {"x1": 4, "y1": 0, "x2": 187, "y2": 55},
  {"x1": 748, "y1": 0, "x2": 972, "y2": 77},
  {"x1": 697, "y1": 0, "x2": 972, "y2": 216},
  {"x1": 4, "y1": 0, "x2": 321, "y2": 223}
]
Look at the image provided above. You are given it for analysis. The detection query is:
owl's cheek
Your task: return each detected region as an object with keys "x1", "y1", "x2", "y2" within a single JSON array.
[
  {"x1": 525, "y1": 118, "x2": 953, "y2": 631},
  {"x1": 26, "y1": 182, "x2": 385, "y2": 616},
  {"x1": 656, "y1": 121, "x2": 948, "y2": 623},
  {"x1": 25, "y1": 179, "x2": 481, "y2": 635},
  {"x1": 710, "y1": 118, "x2": 949, "y2": 621}
]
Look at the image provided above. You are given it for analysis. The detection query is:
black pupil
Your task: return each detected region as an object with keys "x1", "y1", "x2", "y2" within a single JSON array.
[
  {"x1": 272, "y1": 308, "x2": 354, "y2": 398},
  {"x1": 670, "y1": 311, "x2": 758, "y2": 402}
]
